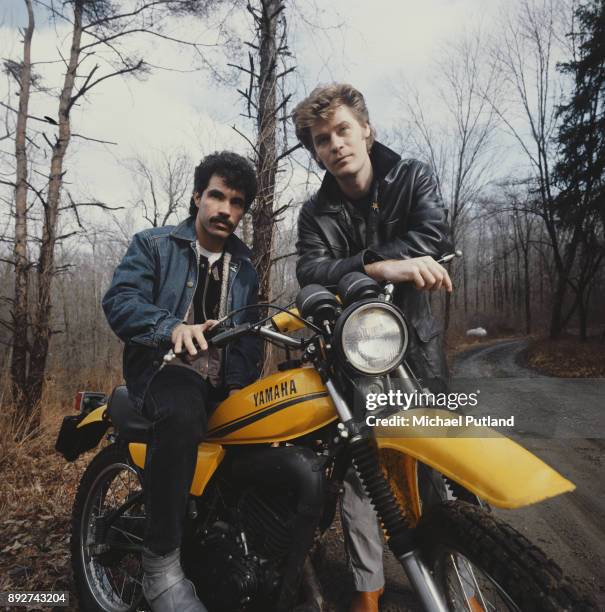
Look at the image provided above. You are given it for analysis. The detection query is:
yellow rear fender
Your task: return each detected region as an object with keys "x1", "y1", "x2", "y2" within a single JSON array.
[
  {"x1": 375, "y1": 409, "x2": 574, "y2": 509},
  {"x1": 77, "y1": 405, "x2": 108, "y2": 426},
  {"x1": 56, "y1": 405, "x2": 109, "y2": 462}
]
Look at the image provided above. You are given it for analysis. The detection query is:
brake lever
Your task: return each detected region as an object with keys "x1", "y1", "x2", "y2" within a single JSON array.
[
  {"x1": 384, "y1": 282, "x2": 395, "y2": 303},
  {"x1": 436, "y1": 250, "x2": 463, "y2": 264},
  {"x1": 381, "y1": 252, "x2": 461, "y2": 302}
]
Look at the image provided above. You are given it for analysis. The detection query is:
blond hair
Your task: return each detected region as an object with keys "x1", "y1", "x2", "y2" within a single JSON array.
[{"x1": 292, "y1": 83, "x2": 375, "y2": 159}]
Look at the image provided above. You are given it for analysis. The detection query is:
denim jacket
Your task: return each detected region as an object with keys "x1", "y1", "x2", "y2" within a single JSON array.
[{"x1": 102, "y1": 217, "x2": 262, "y2": 408}]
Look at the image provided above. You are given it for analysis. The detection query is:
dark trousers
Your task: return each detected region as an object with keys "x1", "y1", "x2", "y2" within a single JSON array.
[{"x1": 142, "y1": 366, "x2": 210, "y2": 554}]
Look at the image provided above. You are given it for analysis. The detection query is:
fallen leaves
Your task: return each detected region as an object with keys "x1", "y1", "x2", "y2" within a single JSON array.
[
  {"x1": 0, "y1": 408, "x2": 104, "y2": 611},
  {"x1": 526, "y1": 336, "x2": 605, "y2": 378}
]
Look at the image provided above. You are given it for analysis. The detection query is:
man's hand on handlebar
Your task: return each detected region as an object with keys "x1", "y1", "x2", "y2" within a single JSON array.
[
  {"x1": 171, "y1": 320, "x2": 219, "y2": 357},
  {"x1": 364, "y1": 256, "x2": 453, "y2": 292}
]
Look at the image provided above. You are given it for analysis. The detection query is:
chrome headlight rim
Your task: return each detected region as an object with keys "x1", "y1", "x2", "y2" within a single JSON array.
[{"x1": 333, "y1": 300, "x2": 409, "y2": 376}]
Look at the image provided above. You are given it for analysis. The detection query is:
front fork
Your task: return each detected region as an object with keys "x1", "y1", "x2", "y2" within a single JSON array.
[
  {"x1": 325, "y1": 377, "x2": 448, "y2": 612},
  {"x1": 399, "y1": 551, "x2": 448, "y2": 612}
]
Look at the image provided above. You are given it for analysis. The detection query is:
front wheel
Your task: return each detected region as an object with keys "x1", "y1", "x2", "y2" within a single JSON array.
[
  {"x1": 71, "y1": 443, "x2": 146, "y2": 612},
  {"x1": 416, "y1": 501, "x2": 596, "y2": 612}
]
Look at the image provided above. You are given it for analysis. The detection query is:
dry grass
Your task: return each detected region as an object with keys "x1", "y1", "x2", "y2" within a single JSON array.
[
  {"x1": 0, "y1": 368, "x2": 121, "y2": 611},
  {"x1": 526, "y1": 336, "x2": 605, "y2": 378}
]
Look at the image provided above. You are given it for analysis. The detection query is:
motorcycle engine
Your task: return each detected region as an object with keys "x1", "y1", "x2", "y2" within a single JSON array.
[
  {"x1": 191, "y1": 520, "x2": 261, "y2": 610},
  {"x1": 238, "y1": 487, "x2": 297, "y2": 561},
  {"x1": 188, "y1": 489, "x2": 298, "y2": 610}
]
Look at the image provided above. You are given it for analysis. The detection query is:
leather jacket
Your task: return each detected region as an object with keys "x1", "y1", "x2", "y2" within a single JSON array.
[{"x1": 296, "y1": 142, "x2": 453, "y2": 390}]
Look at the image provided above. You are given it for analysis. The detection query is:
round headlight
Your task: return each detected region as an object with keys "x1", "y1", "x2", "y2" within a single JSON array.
[{"x1": 338, "y1": 302, "x2": 408, "y2": 375}]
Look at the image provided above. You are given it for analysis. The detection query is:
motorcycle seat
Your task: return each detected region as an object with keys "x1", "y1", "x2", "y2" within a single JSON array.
[{"x1": 107, "y1": 385, "x2": 151, "y2": 443}]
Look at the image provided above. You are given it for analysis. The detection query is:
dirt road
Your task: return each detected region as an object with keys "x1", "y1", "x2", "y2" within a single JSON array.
[{"x1": 317, "y1": 339, "x2": 605, "y2": 610}]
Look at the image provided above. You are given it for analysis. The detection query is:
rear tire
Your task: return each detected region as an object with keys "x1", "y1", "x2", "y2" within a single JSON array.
[
  {"x1": 417, "y1": 501, "x2": 596, "y2": 611},
  {"x1": 71, "y1": 443, "x2": 147, "y2": 612}
]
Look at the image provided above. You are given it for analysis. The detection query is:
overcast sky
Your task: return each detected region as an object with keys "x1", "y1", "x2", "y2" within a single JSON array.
[{"x1": 1, "y1": 0, "x2": 516, "y2": 234}]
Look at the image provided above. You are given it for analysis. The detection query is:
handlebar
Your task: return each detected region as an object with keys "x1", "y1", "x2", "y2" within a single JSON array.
[
  {"x1": 209, "y1": 322, "x2": 305, "y2": 349},
  {"x1": 206, "y1": 322, "x2": 252, "y2": 347},
  {"x1": 161, "y1": 252, "x2": 463, "y2": 366},
  {"x1": 162, "y1": 319, "x2": 307, "y2": 366}
]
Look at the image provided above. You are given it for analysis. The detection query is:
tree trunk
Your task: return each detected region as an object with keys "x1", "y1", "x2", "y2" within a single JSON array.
[
  {"x1": 503, "y1": 244, "x2": 509, "y2": 316},
  {"x1": 523, "y1": 247, "x2": 531, "y2": 335},
  {"x1": 491, "y1": 267, "x2": 498, "y2": 312},
  {"x1": 549, "y1": 273, "x2": 567, "y2": 339},
  {"x1": 475, "y1": 261, "x2": 480, "y2": 312},
  {"x1": 578, "y1": 292, "x2": 588, "y2": 342},
  {"x1": 462, "y1": 241, "x2": 468, "y2": 315},
  {"x1": 514, "y1": 243, "x2": 521, "y2": 315},
  {"x1": 549, "y1": 229, "x2": 581, "y2": 339},
  {"x1": 26, "y1": 0, "x2": 83, "y2": 413},
  {"x1": 10, "y1": 0, "x2": 35, "y2": 407},
  {"x1": 251, "y1": 0, "x2": 280, "y2": 308},
  {"x1": 539, "y1": 249, "x2": 544, "y2": 309}
]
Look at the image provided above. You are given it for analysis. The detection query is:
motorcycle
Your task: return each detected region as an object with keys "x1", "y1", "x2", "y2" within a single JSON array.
[{"x1": 56, "y1": 269, "x2": 595, "y2": 612}]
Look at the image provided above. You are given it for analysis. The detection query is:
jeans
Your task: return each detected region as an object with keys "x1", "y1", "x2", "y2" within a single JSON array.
[{"x1": 142, "y1": 366, "x2": 211, "y2": 554}]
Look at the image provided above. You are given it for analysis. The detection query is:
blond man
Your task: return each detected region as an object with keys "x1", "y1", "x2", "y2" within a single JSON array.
[{"x1": 293, "y1": 84, "x2": 453, "y2": 612}]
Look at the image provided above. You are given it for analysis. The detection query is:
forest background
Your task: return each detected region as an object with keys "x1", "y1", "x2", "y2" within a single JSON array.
[
  {"x1": 0, "y1": 0, "x2": 603, "y2": 605},
  {"x1": 0, "y1": 0, "x2": 603, "y2": 431}
]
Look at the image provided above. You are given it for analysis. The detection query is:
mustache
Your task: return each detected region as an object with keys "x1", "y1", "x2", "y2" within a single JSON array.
[{"x1": 209, "y1": 216, "x2": 234, "y2": 230}]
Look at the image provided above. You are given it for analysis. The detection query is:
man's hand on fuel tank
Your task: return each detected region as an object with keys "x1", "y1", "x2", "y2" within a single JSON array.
[
  {"x1": 364, "y1": 256, "x2": 453, "y2": 292},
  {"x1": 171, "y1": 320, "x2": 219, "y2": 357}
]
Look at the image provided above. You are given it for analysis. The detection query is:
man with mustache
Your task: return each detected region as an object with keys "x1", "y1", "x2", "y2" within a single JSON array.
[
  {"x1": 292, "y1": 84, "x2": 453, "y2": 612},
  {"x1": 103, "y1": 151, "x2": 262, "y2": 612}
]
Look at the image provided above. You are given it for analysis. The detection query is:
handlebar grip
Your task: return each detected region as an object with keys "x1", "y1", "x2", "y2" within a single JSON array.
[
  {"x1": 170, "y1": 323, "x2": 249, "y2": 358},
  {"x1": 208, "y1": 322, "x2": 252, "y2": 347},
  {"x1": 203, "y1": 324, "x2": 225, "y2": 343}
]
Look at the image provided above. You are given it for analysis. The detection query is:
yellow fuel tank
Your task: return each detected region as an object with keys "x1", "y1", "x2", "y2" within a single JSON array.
[{"x1": 207, "y1": 366, "x2": 336, "y2": 444}]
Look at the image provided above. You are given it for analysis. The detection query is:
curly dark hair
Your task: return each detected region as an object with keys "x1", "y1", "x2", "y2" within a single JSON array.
[{"x1": 189, "y1": 151, "x2": 257, "y2": 217}]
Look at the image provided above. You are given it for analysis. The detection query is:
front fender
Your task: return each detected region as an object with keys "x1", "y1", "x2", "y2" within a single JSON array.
[{"x1": 374, "y1": 409, "x2": 574, "y2": 509}]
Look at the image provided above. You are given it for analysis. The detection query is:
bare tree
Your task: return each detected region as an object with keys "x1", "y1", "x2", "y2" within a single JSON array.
[
  {"x1": 396, "y1": 31, "x2": 499, "y2": 330},
  {"x1": 231, "y1": 0, "x2": 299, "y2": 307},
  {"x1": 488, "y1": 0, "x2": 580, "y2": 338},
  {"x1": 2, "y1": 0, "x2": 215, "y2": 427},
  {"x1": 504, "y1": 186, "x2": 539, "y2": 335},
  {"x1": 127, "y1": 150, "x2": 192, "y2": 227},
  {"x1": 7, "y1": 0, "x2": 34, "y2": 406}
]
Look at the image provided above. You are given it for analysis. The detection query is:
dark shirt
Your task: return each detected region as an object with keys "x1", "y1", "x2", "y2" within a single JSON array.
[
  {"x1": 343, "y1": 180, "x2": 380, "y2": 249},
  {"x1": 193, "y1": 255, "x2": 223, "y2": 323}
]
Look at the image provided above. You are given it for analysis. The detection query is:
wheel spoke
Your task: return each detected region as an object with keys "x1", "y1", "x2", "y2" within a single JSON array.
[
  {"x1": 465, "y1": 559, "x2": 492, "y2": 611},
  {"x1": 444, "y1": 551, "x2": 520, "y2": 612},
  {"x1": 449, "y1": 553, "x2": 475, "y2": 611},
  {"x1": 118, "y1": 569, "x2": 126, "y2": 602},
  {"x1": 78, "y1": 452, "x2": 145, "y2": 612},
  {"x1": 110, "y1": 525, "x2": 144, "y2": 543}
]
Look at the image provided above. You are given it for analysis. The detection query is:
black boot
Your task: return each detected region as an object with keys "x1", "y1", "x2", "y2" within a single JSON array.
[{"x1": 142, "y1": 547, "x2": 207, "y2": 612}]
